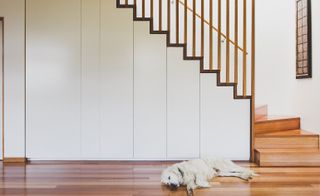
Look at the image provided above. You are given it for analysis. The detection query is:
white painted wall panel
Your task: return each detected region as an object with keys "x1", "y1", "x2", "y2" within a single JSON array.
[
  {"x1": 133, "y1": 22, "x2": 167, "y2": 159},
  {"x1": 167, "y1": 47, "x2": 200, "y2": 159},
  {"x1": 81, "y1": 0, "x2": 101, "y2": 158},
  {"x1": 0, "y1": 0, "x2": 25, "y2": 157},
  {"x1": 26, "y1": 0, "x2": 81, "y2": 158},
  {"x1": 100, "y1": 0, "x2": 134, "y2": 159},
  {"x1": 200, "y1": 74, "x2": 250, "y2": 160}
]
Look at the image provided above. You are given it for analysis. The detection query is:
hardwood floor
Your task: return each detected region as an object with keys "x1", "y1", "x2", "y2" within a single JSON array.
[{"x1": 0, "y1": 161, "x2": 320, "y2": 195}]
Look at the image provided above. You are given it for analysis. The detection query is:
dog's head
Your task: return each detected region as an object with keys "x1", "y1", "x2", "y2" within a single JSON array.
[{"x1": 161, "y1": 165, "x2": 184, "y2": 190}]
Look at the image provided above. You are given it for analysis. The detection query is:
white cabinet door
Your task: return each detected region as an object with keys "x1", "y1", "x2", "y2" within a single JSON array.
[
  {"x1": 26, "y1": 0, "x2": 81, "y2": 159},
  {"x1": 80, "y1": 0, "x2": 101, "y2": 158},
  {"x1": 99, "y1": 0, "x2": 134, "y2": 159},
  {"x1": 167, "y1": 48, "x2": 200, "y2": 159},
  {"x1": 133, "y1": 22, "x2": 167, "y2": 159},
  {"x1": 200, "y1": 74, "x2": 250, "y2": 160}
]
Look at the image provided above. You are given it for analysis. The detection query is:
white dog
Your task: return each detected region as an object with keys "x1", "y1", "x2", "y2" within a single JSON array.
[{"x1": 161, "y1": 158, "x2": 257, "y2": 195}]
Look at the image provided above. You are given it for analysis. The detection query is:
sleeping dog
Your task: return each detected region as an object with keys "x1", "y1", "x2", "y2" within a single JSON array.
[{"x1": 161, "y1": 158, "x2": 257, "y2": 195}]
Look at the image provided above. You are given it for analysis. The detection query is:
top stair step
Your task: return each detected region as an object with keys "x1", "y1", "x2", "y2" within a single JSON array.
[
  {"x1": 255, "y1": 116, "x2": 300, "y2": 134},
  {"x1": 255, "y1": 105, "x2": 268, "y2": 121}
]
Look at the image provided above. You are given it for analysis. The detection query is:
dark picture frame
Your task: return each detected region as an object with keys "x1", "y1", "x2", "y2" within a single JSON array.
[{"x1": 296, "y1": 0, "x2": 312, "y2": 79}]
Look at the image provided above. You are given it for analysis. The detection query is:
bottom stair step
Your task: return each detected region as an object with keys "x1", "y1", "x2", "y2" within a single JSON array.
[{"x1": 255, "y1": 149, "x2": 320, "y2": 167}]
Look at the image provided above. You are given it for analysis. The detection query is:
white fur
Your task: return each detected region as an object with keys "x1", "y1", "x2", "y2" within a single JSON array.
[{"x1": 161, "y1": 158, "x2": 257, "y2": 195}]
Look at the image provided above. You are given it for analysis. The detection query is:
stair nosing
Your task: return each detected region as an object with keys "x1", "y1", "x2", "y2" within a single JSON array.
[
  {"x1": 255, "y1": 148, "x2": 320, "y2": 153},
  {"x1": 255, "y1": 129, "x2": 318, "y2": 137},
  {"x1": 255, "y1": 117, "x2": 300, "y2": 124}
]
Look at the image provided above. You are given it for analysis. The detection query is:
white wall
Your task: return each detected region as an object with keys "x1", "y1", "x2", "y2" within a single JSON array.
[
  {"x1": 255, "y1": 0, "x2": 296, "y2": 115},
  {"x1": 293, "y1": 0, "x2": 320, "y2": 134},
  {"x1": 0, "y1": 0, "x2": 25, "y2": 158}
]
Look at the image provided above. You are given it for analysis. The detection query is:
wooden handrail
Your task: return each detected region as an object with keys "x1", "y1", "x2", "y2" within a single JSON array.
[{"x1": 178, "y1": 0, "x2": 248, "y2": 55}]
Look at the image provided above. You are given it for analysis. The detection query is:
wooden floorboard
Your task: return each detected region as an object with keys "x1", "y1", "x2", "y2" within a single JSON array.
[{"x1": 0, "y1": 161, "x2": 320, "y2": 195}]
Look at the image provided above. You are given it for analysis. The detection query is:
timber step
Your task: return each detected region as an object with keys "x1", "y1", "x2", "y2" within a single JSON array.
[
  {"x1": 255, "y1": 130, "x2": 319, "y2": 149},
  {"x1": 255, "y1": 116, "x2": 300, "y2": 134},
  {"x1": 255, "y1": 148, "x2": 320, "y2": 167}
]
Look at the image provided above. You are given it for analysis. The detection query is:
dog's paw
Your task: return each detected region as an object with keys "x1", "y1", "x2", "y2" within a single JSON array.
[
  {"x1": 197, "y1": 181, "x2": 211, "y2": 188},
  {"x1": 240, "y1": 171, "x2": 256, "y2": 181},
  {"x1": 187, "y1": 188, "x2": 194, "y2": 196},
  {"x1": 186, "y1": 184, "x2": 197, "y2": 195}
]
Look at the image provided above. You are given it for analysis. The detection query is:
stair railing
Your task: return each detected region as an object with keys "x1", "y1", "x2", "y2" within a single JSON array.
[{"x1": 119, "y1": 0, "x2": 255, "y2": 99}]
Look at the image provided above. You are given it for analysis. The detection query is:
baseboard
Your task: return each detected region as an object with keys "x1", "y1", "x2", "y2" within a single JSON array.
[{"x1": 3, "y1": 157, "x2": 27, "y2": 163}]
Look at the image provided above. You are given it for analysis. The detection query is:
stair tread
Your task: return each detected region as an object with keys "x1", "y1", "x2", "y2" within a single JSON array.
[
  {"x1": 255, "y1": 105, "x2": 267, "y2": 109},
  {"x1": 256, "y1": 129, "x2": 319, "y2": 137},
  {"x1": 255, "y1": 115, "x2": 300, "y2": 123},
  {"x1": 255, "y1": 148, "x2": 320, "y2": 153}
]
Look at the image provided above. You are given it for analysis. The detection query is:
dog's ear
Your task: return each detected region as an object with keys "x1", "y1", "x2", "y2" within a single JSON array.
[
  {"x1": 177, "y1": 167, "x2": 184, "y2": 178},
  {"x1": 171, "y1": 166, "x2": 180, "y2": 175},
  {"x1": 169, "y1": 165, "x2": 184, "y2": 181}
]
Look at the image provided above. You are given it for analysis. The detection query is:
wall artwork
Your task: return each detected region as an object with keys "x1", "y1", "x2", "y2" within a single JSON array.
[{"x1": 296, "y1": 0, "x2": 312, "y2": 79}]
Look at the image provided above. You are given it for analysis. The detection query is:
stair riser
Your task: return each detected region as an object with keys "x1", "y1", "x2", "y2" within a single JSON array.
[
  {"x1": 255, "y1": 118, "x2": 300, "y2": 134},
  {"x1": 255, "y1": 137, "x2": 319, "y2": 149},
  {"x1": 257, "y1": 153, "x2": 320, "y2": 167}
]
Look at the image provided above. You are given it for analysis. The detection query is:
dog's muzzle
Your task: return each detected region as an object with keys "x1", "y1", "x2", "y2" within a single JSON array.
[{"x1": 169, "y1": 183, "x2": 179, "y2": 190}]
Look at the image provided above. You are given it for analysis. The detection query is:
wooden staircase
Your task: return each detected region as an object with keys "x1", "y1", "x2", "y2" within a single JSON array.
[{"x1": 254, "y1": 105, "x2": 320, "y2": 166}]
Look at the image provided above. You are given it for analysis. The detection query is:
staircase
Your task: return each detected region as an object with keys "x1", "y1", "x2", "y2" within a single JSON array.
[
  {"x1": 254, "y1": 105, "x2": 320, "y2": 166},
  {"x1": 117, "y1": 0, "x2": 320, "y2": 167},
  {"x1": 117, "y1": 0, "x2": 320, "y2": 166}
]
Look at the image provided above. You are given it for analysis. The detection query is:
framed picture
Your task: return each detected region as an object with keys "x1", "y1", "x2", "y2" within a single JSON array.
[{"x1": 296, "y1": 0, "x2": 312, "y2": 79}]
